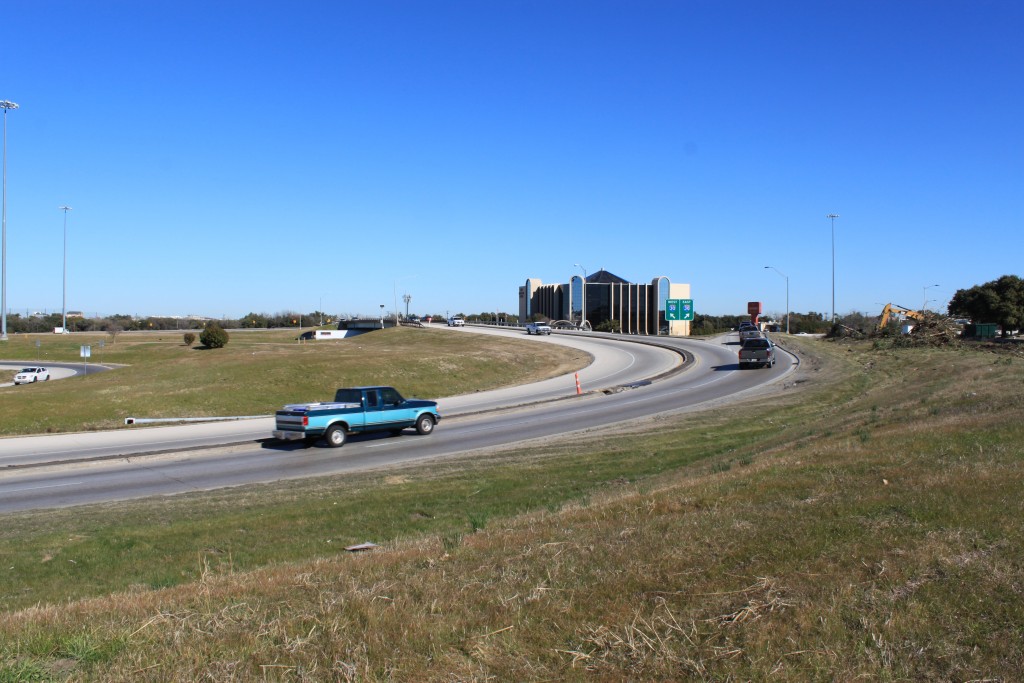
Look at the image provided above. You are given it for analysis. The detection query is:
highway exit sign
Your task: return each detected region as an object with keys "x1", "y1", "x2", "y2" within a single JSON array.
[{"x1": 666, "y1": 299, "x2": 694, "y2": 321}]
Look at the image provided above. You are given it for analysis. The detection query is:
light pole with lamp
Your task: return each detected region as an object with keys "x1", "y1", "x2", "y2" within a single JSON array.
[
  {"x1": 1, "y1": 99, "x2": 19, "y2": 341},
  {"x1": 922, "y1": 284, "x2": 939, "y2": 314},
  {"x1": 60, "y1": 206, "x2": 72, "y2": 333},
  {"x1": 379, "y1": 304, "x2": 385, "y2": 329},
  {"x1": 826, "y1": 213, "x2": 839, "y2": 323},
  {"x1": 764, "y1": 266, "x2": 789, "y2": 334}
]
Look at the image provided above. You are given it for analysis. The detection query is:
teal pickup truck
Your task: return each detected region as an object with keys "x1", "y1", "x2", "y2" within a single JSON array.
[{"x1": 273, "y1": 386, "x2": 441, "y2": 447}]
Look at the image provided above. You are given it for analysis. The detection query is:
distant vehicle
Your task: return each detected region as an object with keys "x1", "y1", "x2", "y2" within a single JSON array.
[
  {"x1": 525, "y1": 322, "x2": 552, "y2": 335},
  {"x1": 739, "y1": 326, "x2": 762, "y2": 342},
  {"x1": 14, "y1": 367, "x2": 50, "y2": 384},
  {"x1": 273, "y1": 386, "x2": 441, "y2": 448},
  {"x1": 738, "y1": 337, "x2": 775, "y2": 369},
  {"x1": 448, "y1": 317, "x2": 465, "y2": 327}
]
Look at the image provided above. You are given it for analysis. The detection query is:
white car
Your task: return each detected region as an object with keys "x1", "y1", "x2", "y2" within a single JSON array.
[
  {"x1": 14, "y1": 367, "x2": 50, "y2": 384},
  {"x1": 448, "y1": 317, "x2": 465, "y2": 327},
  {"x1": 525, "y1": 322, "x2": 552, "y2": 335}
]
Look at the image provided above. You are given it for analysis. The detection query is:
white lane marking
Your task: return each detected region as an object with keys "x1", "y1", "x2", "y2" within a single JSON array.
[{"x1": 4, "y1": 481, "x2": 84, "y2": 493}]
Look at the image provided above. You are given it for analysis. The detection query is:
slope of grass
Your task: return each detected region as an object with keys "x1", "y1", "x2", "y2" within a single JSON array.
[
  {"x1": 0, "y1": 327, "x2": 590, "y2": 435},
  {"x1": 1, "y1": 337, "x2": 1023, "y2": 681}
]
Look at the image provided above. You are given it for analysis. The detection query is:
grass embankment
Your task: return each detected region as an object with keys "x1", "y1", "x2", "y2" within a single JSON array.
[
  {"x1": 0, "y1": 327, "x2": 589, "y2": 436},
  {"x1": 2, "y1": 336, "x2": 1023, "y2": 681}
]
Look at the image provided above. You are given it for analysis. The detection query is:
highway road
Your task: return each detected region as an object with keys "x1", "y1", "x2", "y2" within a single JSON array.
[{"x1": 0, "y1": 328, "x2": 797, "y2": 513}]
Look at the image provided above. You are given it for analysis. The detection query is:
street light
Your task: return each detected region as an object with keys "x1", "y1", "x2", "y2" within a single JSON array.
[
  {"x1": 764, "y1": 266, "x2": 789, "y2": 334},
  {"x1": 379, "y1": 304, "x2": 385, "y2": 329},
  {"x1": 573, "y1": 263, "x2": 587, "y2": 280},
  {"x1": 60, "y1": 206, "x2": 72, "y2": 333},
  {"x1": 1, "y1": 99, "x2": 19, "y2": 341},
  {"x1": 826, "y1": 213, "x2": 839, "y2": 322},
  {"x1": 923, "y1": 284, "x2": 940, "y2": 314}
]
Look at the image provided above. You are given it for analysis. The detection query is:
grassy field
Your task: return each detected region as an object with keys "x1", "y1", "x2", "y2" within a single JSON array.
[
  {"x1": 1, "y1": 334, "x2": 1023, "y2": 681},
  {"x1": 0, "y1": 326, "x2": 590, "y2": 436}
]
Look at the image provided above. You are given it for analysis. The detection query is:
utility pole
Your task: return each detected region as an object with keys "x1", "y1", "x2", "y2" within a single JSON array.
[
  {"x1": 1, "y1": 100, "x2": 19, "y2": 341},
  {"x1": 827, "y1": 213, "x2": 839, "y2": 322},
  {"x1": 60, "y1": 206, "x2": 72, "y2": 333}
]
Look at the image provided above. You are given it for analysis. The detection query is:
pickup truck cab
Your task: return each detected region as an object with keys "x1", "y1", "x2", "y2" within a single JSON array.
[
  {"x1": 273, "y1": 386, "x2": 441, "y2": 447},
  {"x1": 525, "y1": 322, "x2": 552, "y2": 335},
  {"x1": 738, "y1": 337, "x2": 775, "y2": 369}
]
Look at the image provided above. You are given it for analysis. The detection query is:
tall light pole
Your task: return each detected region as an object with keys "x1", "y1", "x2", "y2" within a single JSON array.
[
  {"x1": 826, "y1": 213, "x2": 839, "y2": 323},
  {"x1": 1, "y1": 100, "x2": 19, "y2": 341},
  {"x1": 922, "y1": 284, "x2": 939, "y2": 314},
  {"x1": 379, "y1": 304, "x2": 385, "y2": 329},
  {"x1": 402, "y1": 293, "x2": 411, "y2": 319},
  {"x1": 573, "y1": 263, "x2": 587, "y2": 280},
  {"x1": 60, "y1": 206, "x2": 72, "y2": 333},
  {"x1": 764, "y1": 266, "x2": 789, "y2": 334}
]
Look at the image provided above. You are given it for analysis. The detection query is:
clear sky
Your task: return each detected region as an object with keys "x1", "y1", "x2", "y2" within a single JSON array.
[{"x1": 2, "y1": 1, "x2": 1021, "y2": 321}]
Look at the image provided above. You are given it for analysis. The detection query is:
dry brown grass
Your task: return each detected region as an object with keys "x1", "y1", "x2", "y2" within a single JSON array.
[{"x1": 2, "y1": 338, "x2": 1024, "y2": 681}]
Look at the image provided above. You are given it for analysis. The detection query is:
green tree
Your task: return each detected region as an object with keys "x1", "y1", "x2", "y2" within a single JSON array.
[
  {"x1": 949, "y1": 275, "x2": 1024, "y2": 337},
  {"x1": 183, "y1": 332, "x2": 196, "y2": 347},
  {"x1": 199, "y1": 322, "x2": 230, "y2": 349}
]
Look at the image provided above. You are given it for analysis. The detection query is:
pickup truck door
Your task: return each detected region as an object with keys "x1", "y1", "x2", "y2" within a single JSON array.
[
  {"x1": 362, "y1": 388, "x2": 384, "y2": 429},
  {"x1": 378, "y1": 387, "x2": 415, "y2": 427}
]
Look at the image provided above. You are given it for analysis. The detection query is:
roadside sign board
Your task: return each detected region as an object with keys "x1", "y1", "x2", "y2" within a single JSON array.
[
  {"x1": 666, "y1": 299, "x2": 694, "y2": 321},
  {"x1": 80, "y1": 345, "x2": 91, "y2": 358}
]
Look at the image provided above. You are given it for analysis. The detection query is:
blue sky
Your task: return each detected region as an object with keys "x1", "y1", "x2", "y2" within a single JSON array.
[{"x1": 2, "y1": 1, "x2": 1021, "y2": 320}]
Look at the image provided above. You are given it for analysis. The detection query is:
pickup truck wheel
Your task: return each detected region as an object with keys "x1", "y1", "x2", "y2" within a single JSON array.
[
  {"x1": 415, "y1": 413, "x2": 435, "y2": 435},
  {"x1": 324, "y1": 425, "x2": 347, "y2": 448}
]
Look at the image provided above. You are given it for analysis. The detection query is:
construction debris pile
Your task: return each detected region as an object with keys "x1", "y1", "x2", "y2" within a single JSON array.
[
  {"x1": 900, "y1": 314, "x2": 962, "y2": 346},
  {"x1": 873, "y1": 313, "x2": 962, "y2": 348}
]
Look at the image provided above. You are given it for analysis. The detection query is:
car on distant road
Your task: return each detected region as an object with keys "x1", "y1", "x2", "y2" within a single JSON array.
[
  {"x1": 14, "y1": 367, "x2": 50, "y2": 384},
  {"x1": 448, "y1": 317, "x2": 465, "y2": 327},
  {"x1": 525, "y1": 322, "x2": 552, "y2": 335}
]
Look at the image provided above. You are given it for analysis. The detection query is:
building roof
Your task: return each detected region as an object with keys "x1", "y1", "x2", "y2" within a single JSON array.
[{"x1": 586, "y1": 269, "x2": 630, "y2": 285}]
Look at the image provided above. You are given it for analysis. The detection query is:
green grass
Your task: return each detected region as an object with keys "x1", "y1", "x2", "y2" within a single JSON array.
[
  {"x1": 0, "y1": 327, "x2": 590, "y2": 435},
  {"x1": 1, "y1": 336, "x2": 1023, "y2": 681}
]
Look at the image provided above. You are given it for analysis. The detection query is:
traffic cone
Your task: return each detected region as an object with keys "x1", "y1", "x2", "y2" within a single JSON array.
[{"x1": 575, "y1": 372, "x2": 581, "y2": 395}]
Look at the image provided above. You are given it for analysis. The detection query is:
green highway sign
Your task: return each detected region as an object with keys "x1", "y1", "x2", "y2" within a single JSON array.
[{"x1": 666, "y1": 299, "x2": 694, "y2": 321}]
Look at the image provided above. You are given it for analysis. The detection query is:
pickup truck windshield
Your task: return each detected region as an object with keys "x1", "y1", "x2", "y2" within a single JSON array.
[{"x1": 744, "y1": 340, "x2": 771, "y2": 349}]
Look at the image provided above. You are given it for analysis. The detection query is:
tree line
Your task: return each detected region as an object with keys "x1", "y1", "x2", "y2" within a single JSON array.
[{"x1": 5, "y1": 273, "x2": 1020, "y2": 337}]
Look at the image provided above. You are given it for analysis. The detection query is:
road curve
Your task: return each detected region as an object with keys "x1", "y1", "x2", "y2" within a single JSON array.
[{"x1": 0, "y1": 329, "x2": 797, "y2": 513}]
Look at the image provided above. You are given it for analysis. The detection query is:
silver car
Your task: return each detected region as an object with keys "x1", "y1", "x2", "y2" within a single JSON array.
[
  {"x1": 14, "y1": 367, "x2": 50, "y2": 384},
  {"x1": 525, "y1": 322, "x2": 552, "y2": 335}
]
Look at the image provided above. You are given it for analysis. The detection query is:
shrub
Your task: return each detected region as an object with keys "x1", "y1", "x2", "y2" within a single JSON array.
[
  {"x1": 183, "y1": 332, "x2": 196, "y2": 347},
  {"x1": 199, "y1": 323, "x2": 229, "y2": 349}
]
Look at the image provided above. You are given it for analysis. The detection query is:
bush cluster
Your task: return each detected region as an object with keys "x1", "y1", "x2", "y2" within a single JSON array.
[{"x1": 199, "y1": 323, "x2": 229, "y2": 349}]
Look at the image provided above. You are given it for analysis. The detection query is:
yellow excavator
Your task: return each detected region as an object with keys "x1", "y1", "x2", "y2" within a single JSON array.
[{"x1": 877, "y1": 303, "x2": 924, "y2": 331}]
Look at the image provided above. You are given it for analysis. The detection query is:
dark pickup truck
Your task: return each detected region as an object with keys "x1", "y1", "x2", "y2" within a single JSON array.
[{"x1": 738, "y1": 337, "x2": 775, "y2": 369}]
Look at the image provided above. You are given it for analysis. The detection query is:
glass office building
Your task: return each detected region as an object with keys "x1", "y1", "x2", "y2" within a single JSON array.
[{"x1": 519, "y1": 269, "x2": 691, "y2": 336}]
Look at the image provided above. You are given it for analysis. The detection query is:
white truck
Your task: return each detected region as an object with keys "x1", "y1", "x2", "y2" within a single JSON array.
[{"x1": 525, "y1": 322, "x2": 552, "y2": 335}]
